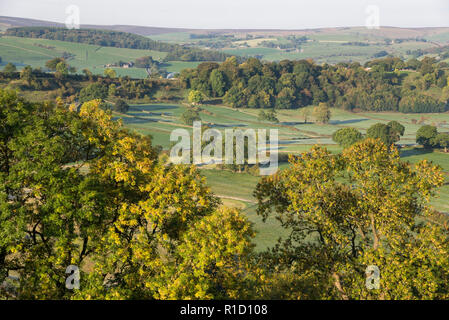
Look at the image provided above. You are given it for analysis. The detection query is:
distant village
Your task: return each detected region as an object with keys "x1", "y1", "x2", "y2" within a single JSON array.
[
  {"x1": 103, "y1": 60, "x2": 177, "y2": 79},
  {"x1": 103, "y1": 61, "x2": 134, "y2": 68}
]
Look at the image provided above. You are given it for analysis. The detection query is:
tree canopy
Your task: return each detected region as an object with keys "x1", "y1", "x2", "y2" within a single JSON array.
[
  {"x1": 332, "y1": 127, "x2": 363, "y2": 148},
  {"x1": 255, "y1": 139, "x2": 447, "y2": 299},
  {"x1": 0, "y1": 90, "x2": 261, "y2": 299},
  {"x1": 181, "y1": 56, "x2": 449, "y2": 113}
]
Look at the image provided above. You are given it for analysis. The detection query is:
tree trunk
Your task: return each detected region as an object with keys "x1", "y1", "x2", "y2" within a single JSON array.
[
  {"x1": 370, "y1": 212, "x2": 379, "y2": 250},
  {"x1": 332, "y1": 272, "x2": 349, "y2": 300}
]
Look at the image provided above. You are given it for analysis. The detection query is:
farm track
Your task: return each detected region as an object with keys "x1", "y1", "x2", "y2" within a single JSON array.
[{"x1": 217, "y1": 195, "x2": 257, "y2": 204}]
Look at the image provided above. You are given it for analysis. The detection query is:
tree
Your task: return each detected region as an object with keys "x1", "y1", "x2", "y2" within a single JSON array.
[
  {"x1": 103, "y1": 68, "x2": 117, "y2": 78},
  {"x1": 209, "y1": 69, "x2": 226, "y2": 97},
  {"x1": 113, "y1": 99, "x2": 129, "y2": 113},
  {"x1": 180, "y1": 108, "x2": 201, "y2": 126},
  {"x1": 313, "y1": 102, "x2": 331, "y2": 124},
  {"x1": 300, "y1": 108, "x2": 311, "y2": 123},
  {"x1": 255, "y1": 139, "x2": 447, "y2": 299},
  {"x1": 53, "y1": 61, "x2": 75, "y2": 80},
  {"x1": 332, "y1": 127, "x2": 363, "y2": 148},
  {"x1": 20, "y1": 65, "x2": 34, "y2": 86},
  {"x1": 387, "y1": 121, "x2": 405, "y2": 144},
  {"x1": 134, "y1": 56, "x2": 158, "y2": 68},
  {"x1": 188, "y1": 90, "x2": 205, "y2": 105},
  {"x1": 108, "y1": 83, "x2": 117, "y2": 97},
  {"x1": 367, "y1": 123, "x2": 395, "y2": 146},
  {"x1": 276, "y1": 88, "x2": 296, "y2": 109},
  {"x1": 79, "y1": 83, "x2": 108, "y2": 103},
  {"x1": 45, "y1": 57, "x2": 65, "y2": 71},
  {"x1": 416, "y1": 125, "x2": 438, "y2": 148},
  {"x1": 258, "y1": 109, "x2": 279, "y2": 123},
  {"x1": 3, "y1": 63, "x2": 16, "y2": 74},
  {"x1": 0, "y1": 97, "x2": 124, "y2": 299},
  {"x1": 82, "y1": 68, "x2": 94, "y2": 82},
  {"x1": 434, "y1": 133, "x2": 449, "y2": 152},
  {"x1": 154, "y1": 208, "x2": 261, "y2": 299},
  {"x1": 0, "y1": 91, "x2": 258, "y2": 300}
]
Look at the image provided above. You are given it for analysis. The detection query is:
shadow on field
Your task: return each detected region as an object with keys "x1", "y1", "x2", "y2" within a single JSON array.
[
  {"x1": 280, "y1": 121, "x2": 304, "y2": 126},
  {"x1": 121, "y1": 117, "x2": 159, "y2": 124},
  {"x1": 330, "y1": 119, "x2": 369, "y2": 125},
  {"x1": 128, "y1": 111, "x2": 173, "y2": 118},
  {"x1": 279, "y1": 139, "x2": 308, "y2": 145},
  {"x1": 131, "y1": 105, "x2": 178, "y2": 111},
  {"x1": 400, "y1": 147, "x2": 433, "y2": 158},
  {"x1": 209, "y1": 123, "x2": 248, "y2": 128}
]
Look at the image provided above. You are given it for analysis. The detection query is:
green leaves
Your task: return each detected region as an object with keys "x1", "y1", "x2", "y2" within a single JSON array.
[
  {"x1": 332, "y1": 127, "x2": 363, "y2": 148},
  {"x1": 0, "y1": 90, "x2": 258, "y2": 299},
  {"x1": 255, "y1": 138, "x2": 446, "y2": 299}
]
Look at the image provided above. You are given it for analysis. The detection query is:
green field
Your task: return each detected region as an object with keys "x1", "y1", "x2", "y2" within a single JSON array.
[
  {"x1": 0, "y1": 36, "x2": 191, "y2": 78},
  {"x1": 116, "y1": 103, "x2": 449, "y2": 249},
  {"x1": 147, "y1": 26, "x2": 447, "y2": 63},
  {"x1": 3, "y1": 26, "x2": 449, "y2": 250},
  {"x1": 4, "y1": 24, "x2": 448, "y2": 76}
]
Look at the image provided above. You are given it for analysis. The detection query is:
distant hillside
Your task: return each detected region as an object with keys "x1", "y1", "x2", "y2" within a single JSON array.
[
  {"x1": 0, "y1": 16, "x2": 195, "y2": 35},
  {"x1": 3, "y1": 16, "x2": 449, "y2": 66},
  {"x1": 4, "y1": 27, "x2": 234, "y2": 62},
  {"x1": 3, "y1": 16, "x2": 449, "y2": 40}
]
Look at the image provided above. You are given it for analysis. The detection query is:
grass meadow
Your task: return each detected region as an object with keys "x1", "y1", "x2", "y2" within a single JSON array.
[{"x1": 115, "y1": 103, "x2": 449, "y2": 249}]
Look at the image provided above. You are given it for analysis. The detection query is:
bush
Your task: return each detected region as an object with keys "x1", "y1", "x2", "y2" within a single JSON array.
[
  {"x1": 113, "y1": 99, "x2": 129, "y2": 113},
  {"x1": 332, "y1": 128, "x2": 363, "y2": 148},
  {"x1": 258, "y1": 109, "x2": 279, "y2": 123},
  {"x1": 79, "y1": 83, "x2": 108, "y2": 103},
  {"x1": 181, "y1": 108, "x2": 201, "y2": 126},
  {"x1": 416, "y1": 125, "x2": 438, "y2": 148}
]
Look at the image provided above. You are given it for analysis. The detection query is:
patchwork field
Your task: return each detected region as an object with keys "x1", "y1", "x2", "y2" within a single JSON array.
[
  {"x1": 149, "y1": 26, "x2": 448, "y2": 64},
  {"x1": 116, "y1": 103, "x2": 449, "y2": 249},
  {"x1": 0, "y1": 36, "x2": 193, "y2": 77},
  {"x1": 3, "y1": 24, "x2": 449, "y2": 80}
]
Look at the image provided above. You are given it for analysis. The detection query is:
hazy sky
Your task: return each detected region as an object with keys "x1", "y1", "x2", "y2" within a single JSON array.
[{"x1": 1, "y1": 0, "x2": 448, "y2": 29}]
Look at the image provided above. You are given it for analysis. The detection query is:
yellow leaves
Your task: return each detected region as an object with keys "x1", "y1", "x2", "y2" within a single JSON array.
[
  {"x1": 68, "y1": 103, "x2": 78, "y2": 112},
  {"x1": 9, "y1": 243, "x2": 22, "y2": 253}
]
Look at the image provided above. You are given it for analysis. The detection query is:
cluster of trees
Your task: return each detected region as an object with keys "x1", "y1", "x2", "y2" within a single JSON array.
[
  {"x1": 333, "y1": 121, "x2": 449, "y2": 153},
  {"x1": 255, "y1": 140, "x2": 448, "y2": 299},
  {"x1": 333, "y1": 121, "x2": 405, "y2": 148},
  {"x1": 1, "y1": 91, "x2": 448, "y2": 299},
  {"x1": 79, "y1": 77, "x2": 180, "y2": 102},
  {"x1": 416, "y1": 125, "x2": 449, "y2": 151},
  {"x1": 6, "y1": 27, "x2": 233, "y2": 62},
  {"x1": 258, "y1": 109, "x2": 279, "y2": 123},
  {"x1": 1, "y1": 63, "x2": 83, "y2": 97},
  {"x1": 180, "y1": 108, "x2": 201, "y2": 125},
  {"x1": 0, "y1": 90, "x2": 259, "y2": 299},
  {"x1": 180, "y1": 56, "x2": 449, "y2": 113},
  {"x1": 0, "y1": 62, "x2": 182, "y2": 103},
  {"x1": 45, "y1": 57, "x2": 76, "y2": 75}
]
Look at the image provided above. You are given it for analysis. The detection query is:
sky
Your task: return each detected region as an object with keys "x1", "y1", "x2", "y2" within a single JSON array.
[{"x1": 1, "y1": 0, "x2": 448, "y2": 29}]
